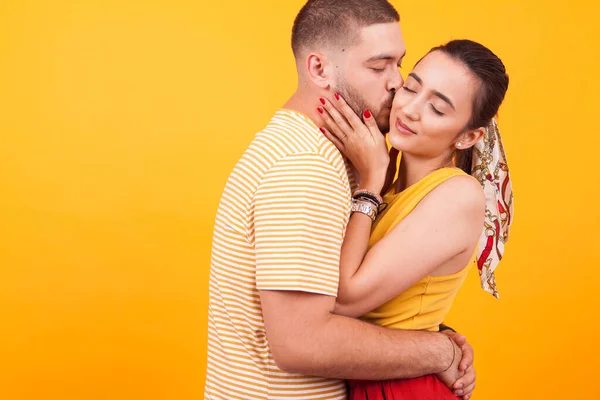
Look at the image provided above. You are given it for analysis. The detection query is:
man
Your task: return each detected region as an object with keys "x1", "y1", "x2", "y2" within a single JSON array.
[{"x1": 205, "y1": 1, "x2": 476, "y2": 399}]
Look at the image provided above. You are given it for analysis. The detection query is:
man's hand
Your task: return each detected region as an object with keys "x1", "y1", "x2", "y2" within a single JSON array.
[
  {"x1": 436, "y1": 337, "x2": 463, "y2": 393},
  {"x1": 442, "y1": 330, "x2": 476, "y2": 399}
]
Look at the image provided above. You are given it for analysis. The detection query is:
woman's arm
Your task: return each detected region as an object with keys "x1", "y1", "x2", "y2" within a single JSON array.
[
  {"x1": 316, "y1": 94, "x2": 484, "y2": 317},
  {"x1": 335, "y1": 175, "x2": 485, "y2": 317}
]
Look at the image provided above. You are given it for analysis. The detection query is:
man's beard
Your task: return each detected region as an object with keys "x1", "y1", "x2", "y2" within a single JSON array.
[{"x1": 336, "y1": 78, "x2": 393, "y2": 133}]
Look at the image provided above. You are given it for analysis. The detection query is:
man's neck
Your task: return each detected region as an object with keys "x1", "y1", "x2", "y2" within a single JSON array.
[{"x1": 283, "y1": 90, "x2": 330, "y2": 128}]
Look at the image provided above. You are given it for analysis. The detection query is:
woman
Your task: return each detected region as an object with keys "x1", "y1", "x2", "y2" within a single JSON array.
[{"x1": 317, "y1": 39, "x2": 514, "y2": 399}]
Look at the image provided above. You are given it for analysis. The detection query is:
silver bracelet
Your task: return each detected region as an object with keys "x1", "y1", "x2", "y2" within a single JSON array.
[{"x1": 351, "y1": 199, "x2": 378, "y2": 222}]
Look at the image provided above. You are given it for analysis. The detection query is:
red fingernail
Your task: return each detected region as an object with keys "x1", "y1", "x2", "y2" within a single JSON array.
[
  {"x1": 317, "y1": 107, "x2": 324, "y2": 114},
  {"x1": 319, "y1": 98, "x2": 326, "y2": 105},
  {"x1": 319, "y1": 127, "x2": 326, "y2": 134},
  {"x1": 364, "y1": 110, "x2": 371, "y2": 118},
  {"x1": 334, "y1": 92, "x2": 340, "y2": 100}
]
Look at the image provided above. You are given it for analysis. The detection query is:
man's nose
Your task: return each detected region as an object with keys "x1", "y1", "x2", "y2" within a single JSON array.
[{"x1": 387, "y1": 69, "x2": 404, "y2": 92}]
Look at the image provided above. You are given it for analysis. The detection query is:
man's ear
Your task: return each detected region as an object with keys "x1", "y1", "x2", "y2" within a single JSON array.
[{"x1": 304, "y1": 52, "x2": 334, "y2": 89}]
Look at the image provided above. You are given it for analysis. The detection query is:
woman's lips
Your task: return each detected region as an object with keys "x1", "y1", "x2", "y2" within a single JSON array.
[{"x1": 395, "y1": 118, "x2": 417, "y2": 135}]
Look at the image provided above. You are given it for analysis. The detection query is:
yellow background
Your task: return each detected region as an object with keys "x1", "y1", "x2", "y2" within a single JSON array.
[{"x1": 1, "y1": 1, "x2": 598, "y2": 399}]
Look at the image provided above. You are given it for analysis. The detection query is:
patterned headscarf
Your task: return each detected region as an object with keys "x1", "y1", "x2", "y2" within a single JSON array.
[{"x1": 471, "y1": 119, "x2": 514, "y2": 298}]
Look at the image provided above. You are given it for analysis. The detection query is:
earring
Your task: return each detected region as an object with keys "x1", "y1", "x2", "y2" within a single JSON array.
[{"x1": 457, "y1": 142, "x2": 462, "y2": 148}]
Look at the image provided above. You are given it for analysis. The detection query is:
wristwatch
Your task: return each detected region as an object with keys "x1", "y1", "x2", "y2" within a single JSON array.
[{"x1": 351, "y1": 200, "x2": 377, "y2": 222}]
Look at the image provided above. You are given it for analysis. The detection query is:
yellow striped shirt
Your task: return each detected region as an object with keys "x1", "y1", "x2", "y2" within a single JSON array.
[{"x1": 205, "y1": 109, "x2": 356, "y2": 399}]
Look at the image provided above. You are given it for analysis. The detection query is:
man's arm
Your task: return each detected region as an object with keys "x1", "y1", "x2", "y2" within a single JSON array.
[
  {"x1": 260, "y1": 290, "x2": 457, "y2": 380},
  {"x1": 253, "y1": 152, "x2": 466, "y2": 383}
]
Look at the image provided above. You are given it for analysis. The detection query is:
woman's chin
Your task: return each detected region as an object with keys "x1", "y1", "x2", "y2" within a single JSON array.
[{"x1": 388, "y1": 130, "x2": 413, "y2": 152}]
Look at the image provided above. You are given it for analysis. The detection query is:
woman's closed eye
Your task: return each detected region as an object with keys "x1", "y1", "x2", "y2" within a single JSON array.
[
  {"x1": 402, "y1": 86, "x2": 416, "y2": 94},
  {"x1": 430, "y1": 104, "x2": 444, "y2": 116}
]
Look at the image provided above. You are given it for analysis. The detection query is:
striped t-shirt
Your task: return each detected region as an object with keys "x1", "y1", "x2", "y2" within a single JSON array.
[{"x1": 205, "y1": 109, "x2": 356, "y2": 399}]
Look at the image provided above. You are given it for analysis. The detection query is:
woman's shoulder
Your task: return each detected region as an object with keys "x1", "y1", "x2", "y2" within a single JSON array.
[{"x1": 423, "y1": 171, "x2": 485, "y2": 216}]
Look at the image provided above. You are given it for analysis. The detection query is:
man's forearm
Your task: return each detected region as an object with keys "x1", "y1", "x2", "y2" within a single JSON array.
[{"x1": 276, "y1": 313, "x2": 454, "y2": 380}]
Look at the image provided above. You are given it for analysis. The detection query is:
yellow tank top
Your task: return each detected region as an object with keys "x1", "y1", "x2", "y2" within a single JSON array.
[{"x1": 361, "y1": 167, "x2": 476, "y2": 331}]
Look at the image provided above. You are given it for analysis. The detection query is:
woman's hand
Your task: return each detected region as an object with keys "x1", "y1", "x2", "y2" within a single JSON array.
[{"x1": 318, "y1": 94, "x2": 389, "y2": 194}]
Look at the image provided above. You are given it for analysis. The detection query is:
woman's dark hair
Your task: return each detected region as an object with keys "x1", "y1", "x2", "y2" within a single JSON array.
[{"x1": 428, "y1": 39, "x2": 509, "y2": 173}]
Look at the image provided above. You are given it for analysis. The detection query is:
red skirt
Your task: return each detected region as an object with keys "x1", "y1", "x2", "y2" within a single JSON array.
[{"x1": 347, "y1": 375, "x2": 459, "y2": 400}]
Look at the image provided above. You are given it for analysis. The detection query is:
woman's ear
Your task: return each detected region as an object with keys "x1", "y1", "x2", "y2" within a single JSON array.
[{"x1": 455, "y1": 127, "x2": 486, "y2": 150}]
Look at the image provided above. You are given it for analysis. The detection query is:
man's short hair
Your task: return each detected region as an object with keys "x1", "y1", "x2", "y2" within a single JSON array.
[{"x1": 291, "y1": 0, "x2": 400, "y2": 58}]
